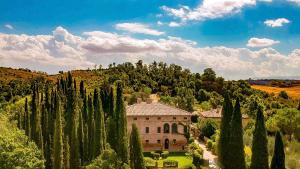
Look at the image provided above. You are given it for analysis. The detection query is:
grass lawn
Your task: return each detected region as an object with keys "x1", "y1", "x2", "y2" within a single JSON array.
[{"x1": 144, "y1": 152, "x2": 193, "y2": 169}]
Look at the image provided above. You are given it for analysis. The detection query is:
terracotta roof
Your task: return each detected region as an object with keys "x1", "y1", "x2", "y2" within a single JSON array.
[
  {"x1": 126, "y1": 102, "x2": 193, "y2": 116},
  {"x1": 199, "y1": 108, "x2": 249, "y2": 119}
]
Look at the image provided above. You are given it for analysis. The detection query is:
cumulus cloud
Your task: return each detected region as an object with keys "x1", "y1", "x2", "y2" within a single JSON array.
[
  {"x1": 4, "y1": 24, "x2": 14, "y2": 30},
  {"x1": 161, "y1": 0, "x2": 257, "y2": 22},
  {"x1": 247, "y1": 38, "x2": 280, "y2": 47},
  {"x1": 168, "y1": 21, "x2": 182, "y2": 27},
  {"x1": 115, "y1": 23, "x2": 164, "y2": 36},
  {"x1": 264, "y1": 18, "x2": 290, "y2": 27},
  {"x1": 0, "y1": 26, "x2": 299, "y2": 79}
]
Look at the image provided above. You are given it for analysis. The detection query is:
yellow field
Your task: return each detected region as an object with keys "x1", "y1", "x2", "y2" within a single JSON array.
[{"x1": 252, "y1": 85, "x2": 300, "y2": 99}]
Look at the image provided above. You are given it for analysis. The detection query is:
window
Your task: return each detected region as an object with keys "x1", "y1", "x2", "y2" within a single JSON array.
[
  {"x1": 173, "y1": 139, "x2": 176, "y2": 144},
  {"x1": 157, "y1": 117, "x2": 161, "y2": 120},
  {"x1": 157, "y1": 140, "x2": 161, "y2": 144},
  {"x1": 146, "y1": 117, "x2": 149, "y2": 120},
  {"x1": 173, "y1": 117, "x2": 176, "y2": 120},
  {"x1": 146, "y1": 140, "x2": 149, "y2": 143},
  {"x1": 184, "y1": 126, "x2": 188, "y2": 133},
  {"x1": 157, "y1": 127, "x2": 161, "y2": 133},
  {"x1": 184, "y1": 117, "x2": 187, "y2": 120},
  {"x1": 134, "y1": 117, "x2": 137, "y2": 120},
  {"x1": 145, "y1": 127, "x2": 149, "y2": 133},
  {"x1": 172, "y1": 123, "x2": 178, "y2": 133},
  {"x1": 164, "y1": 123, "x2": 170, "y2": 133}
]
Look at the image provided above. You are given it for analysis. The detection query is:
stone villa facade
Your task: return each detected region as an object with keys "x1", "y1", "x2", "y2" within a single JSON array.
[{"x1": 127, "y1": 101, "x2": 193, "y2": 152}]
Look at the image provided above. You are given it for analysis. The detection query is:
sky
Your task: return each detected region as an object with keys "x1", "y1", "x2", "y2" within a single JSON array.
[{"x1": 0, "y1": 0, "x2": 300, "y2": 79}]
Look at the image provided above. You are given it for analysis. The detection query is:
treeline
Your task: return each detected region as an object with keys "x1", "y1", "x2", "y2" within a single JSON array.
[
  {"x1": 218, "y1": 93, "x2": 285, "y2": 169},
  {"x1": 17, "y1": 72, "x2": 133, "y2": 169}
]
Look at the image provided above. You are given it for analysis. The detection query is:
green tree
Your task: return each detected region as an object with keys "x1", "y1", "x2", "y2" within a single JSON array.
[
  {"x1": 129, "y1": 124, "x2": 145, "y2": 169},
  {"x1": 278, "y1": 91, "x2": 288, "y2": 99},
  {"x1": 88, "y1": 96, "x2": 95, "y2": 160},
  {"x1": 228, "y1": 98, "x2": 246, "y2": 169},
  {"x1": 24, "y1": 97, "x2": 31, "y2": 137},
  {"x1": 250, "y1": 106, "x2": 269, "y2": 169},
  {"x1": 93, "y1": 89, "x2": 106, "y2": 156},
  {"x1": 197, "y1": 119, "x2": 217, "y2": 139},
  {"x1": 270, "y1": 132, "x2": 285, "y2": 169},
  {"x1": 64, "y1": 137, "x2": 70, "y2": 169},
  {"x1": 53, "y1": 95, "x2": 64, "y2": 169},
  {"x1": 218, "y1": 92, "x2": 233, "y2": 169},
  {"x1": 298, "y1": 102, "x2": 300, "y2": 111},
  {"x1": 115, "y1": 81, "x2": 129, "y2": 164}
]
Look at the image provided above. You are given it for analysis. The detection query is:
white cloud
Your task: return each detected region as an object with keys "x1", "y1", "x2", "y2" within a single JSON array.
[
  {"x1": 247, "y1": 38, "x2": 280, "y2": 47},
  {"x1": 264, "y1": 18, "x2": 290, "y2": 27},
  {"x1": 157, "y1": 21, "x2": 164, "y2": 26},
  {"x1": 115, "y1": 23, "x2": 164, "y2": 36},
  {"x1": 4, "y1": 24, "x2": 14, "y2": 30},
  {"x1": 0, "y1": 27, "x2": 300, "y2": 79},
  {"x1": 161, "y1": 0, "x2": 257, "y2": 21},
  {"x1": 288, "y1": 0, "x2": 300, "y2": 5},
  {"x1": 168, "y1": 21, "x2": 182, "y2": 27}
]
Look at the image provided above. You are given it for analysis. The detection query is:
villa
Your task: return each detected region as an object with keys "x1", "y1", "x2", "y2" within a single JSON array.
[{"x1": 126, "y1": 100, "x2": 193, "y2": 152}]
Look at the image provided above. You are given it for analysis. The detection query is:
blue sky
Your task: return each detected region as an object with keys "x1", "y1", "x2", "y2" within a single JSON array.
[{"x1": 0, "y1": 0, "x2": 300, "y2": 79}]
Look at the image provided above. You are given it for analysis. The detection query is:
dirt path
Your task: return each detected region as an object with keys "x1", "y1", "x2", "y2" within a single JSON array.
[{"x1": 195, "y1": 140, "x2": 218, "y2": 167}]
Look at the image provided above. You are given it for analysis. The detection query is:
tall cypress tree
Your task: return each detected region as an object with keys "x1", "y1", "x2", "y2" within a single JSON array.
[
  {"x1": 271, "y1": 132, "x2": 285, "y2": 169},
  {"x1": 88, "y1": 95, "x2": 95, "y2": 160},
  {"x1": 64, "y1": 137, "x2": 70, "y2": 169},
  {"x1": 129, "y1": 123, "x2": 145, "y2": 169},
  {"x1": 53, "y1": 95, "x2": 64, "y2": 169},
  {"x1": 80, "y1": 81, "x2": 85, "y2": 99},
  {"x1": 250, "y1": 106, "x2": 269, "y2": 169},
  {"x1": 218, "y1": 92, "x2": 233, "y2": 169},
  {"x1": 24, "y1": 98, "x2": 31, "y2": 137},
  {"x1": 228, "y1": 98, "x2": 246, "y2": 169},
  {"x1": 107, "y1": 86, "x2": 117, "y2": 150},
  {"x1": 78, "y1": 107, "x2": 85, "y2": 164},
  {"x1": 70, "y1": 95, "x2": 80, "y2": 169},
  {"x1": 93, "y1": 89, "x2": 106, "y2": 156},
  {"x1": 115, "y1": 81, "x2": 129, "y2": 164}
]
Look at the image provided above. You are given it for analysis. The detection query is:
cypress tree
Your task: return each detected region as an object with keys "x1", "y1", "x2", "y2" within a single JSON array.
[
  {"x1": 78, "y1": 108, "x2": 84, "y2": 163},
  {"x1": 70, "y1": 98, "x2": 81, "y2": 169},
  {"x1": 228, "y1": 98, "x2": 246, "y2": 169},
  {"x1": 100, "y1": 81, "x2": 110, "y2": 119},
  {"x1": 24, "y1": 98, "x2": 31, "y2": 137},
  {"x1": 271, "y1": 132, "x2": 285, "y2": 169},
  {"x1": 88, "y1": 95, "x2": 95, "y2": 160},
  {"x1": 298, "y1": 102, "x2": 300, "y2": 111},
  {"x1": 129, "y1": 123, "x2": 145, "y2": 169},
  {"x1": 218, "y1": 92, "x2": 233, "y2": 169},
  {"x1": 115, "y1": 81, "x2": 129, "y2": 164},
  {"x1": 80, "y1": 81, "x2": 85, "y2": 99},
  {"x1": 64, "y1": 137, "x2": 70, "y2": 169},
  {"x1": 53, "y1": 95, "x2": 64, "y2": 169},
  {"x1": 107, "y1": 86, "x2": 117, "y2": 150},
  {"x1": 250, "y1": 106, "x2": 269, "y2": 169},
  {"x1": 93, "y1": 89, "x2": 106, "y2": 156}
]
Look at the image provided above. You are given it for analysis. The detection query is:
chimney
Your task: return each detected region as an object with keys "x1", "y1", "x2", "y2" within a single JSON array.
[
  {"x1": 146, "y1": 98, "x2": 153, "y2": 104},
  {"x1": 137, "y1": 98, "x2": 142, "y2": 104}
]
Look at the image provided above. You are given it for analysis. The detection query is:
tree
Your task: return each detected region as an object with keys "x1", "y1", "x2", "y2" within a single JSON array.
[
  {"x1": 88, "y1": 96, "x2": 95, "y2": 160},
  {"x1": 228, "y1": 98, "x2": 246, "y2": 169},
  {"x1": 115, "y1": 81, "x2": 129, "y2": 164},
  {"x1": 64, "y1": 137, "x2": 70, "y2": 169},
  {"x1": 298, "y1": 102, "x2": 300, "y2": 111},
  {"x1": 24, "y1": 98, "x2": 31, "y2": 137},
  {"x1": 278, "y1": 91, "x2": 288, "y2": 99},
  {"x1": 218, "y1": 92, "x2": 233, "y2": 169},
  {"x1": 53, "y1": 95, "x2": 63, "y2": 169},
  {"x1": 129, "y1": 124, "x2": 145, "y2": 169},
  {"x1": 271, "y1": 132, "x2": 285, "y2": 169},
  {"x1": 197, "y1": 119, "x2": 217, "y2": 139},
  {"x1": 250, "y1": 106, "x2": 269, "y2": 169},
  {"x1": 93, "y1": 89, "x2": 106, "y2": 156}
]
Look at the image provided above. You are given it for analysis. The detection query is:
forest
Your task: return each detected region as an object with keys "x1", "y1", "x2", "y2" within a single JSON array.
[{"x1": 0, "y1": 60, "x2": 299, "y2": 169}]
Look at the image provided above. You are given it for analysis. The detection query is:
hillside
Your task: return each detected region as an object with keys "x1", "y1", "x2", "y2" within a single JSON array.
[{"x1": 252, "y1": 85, "x2": 300, "y2": 99}]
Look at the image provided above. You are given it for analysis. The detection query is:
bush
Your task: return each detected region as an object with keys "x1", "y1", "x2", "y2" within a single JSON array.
[
  {"x1": 206, "y1": 140, "x2": 213, "y2": 150},
  {"x1": 163, "y1": 159, "x2": 178, "y2": 168},
  {"x1": 161, "y1": 151, "x2": 169, "y2": 159},
  {"x1": 279, "y1": 91, "x2": 289, "y2": 99},
  {"x1": 150, "y1": 151, "x2": 160, "y2": 160},
  {"x1": 144, "y1": 157, "x2": 156, "y2": 167}
]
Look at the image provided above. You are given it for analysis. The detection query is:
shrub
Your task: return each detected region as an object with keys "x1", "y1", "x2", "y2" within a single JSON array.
[
  {"x1": 206, "y1": 140, "x2": 213, "y2": 150},
  {"x1": 163, "y1": 159, "x2": 178, "y2": 168},
  {"x1": 161, "y1": 151, "x2": 169, "y2": 159},
  {"x1": 150, "y1": 151, "x2": 160, "y2": 160},
  {"x1": 197, "y1": 119, "x2": 218, "y2": 139},
  {"x1": 279, "y1": 91, "x2": 288, "y2": 99},
  {"x1": 144, "y1": 157, "x2": 156, "y2": 167}
]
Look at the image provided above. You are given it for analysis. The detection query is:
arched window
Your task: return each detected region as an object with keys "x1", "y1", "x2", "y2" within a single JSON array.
[
  {"x1": 172, "y1": 123, "x2": 178, "y2": 133},
  {"x1": 164, "y1": 123, "x2": 170, "y2": 133}
]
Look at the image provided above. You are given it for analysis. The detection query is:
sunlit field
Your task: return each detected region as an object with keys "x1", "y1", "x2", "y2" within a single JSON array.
[{"x1": 252, "y1": 85, "x2": 300, "y2": 99}]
